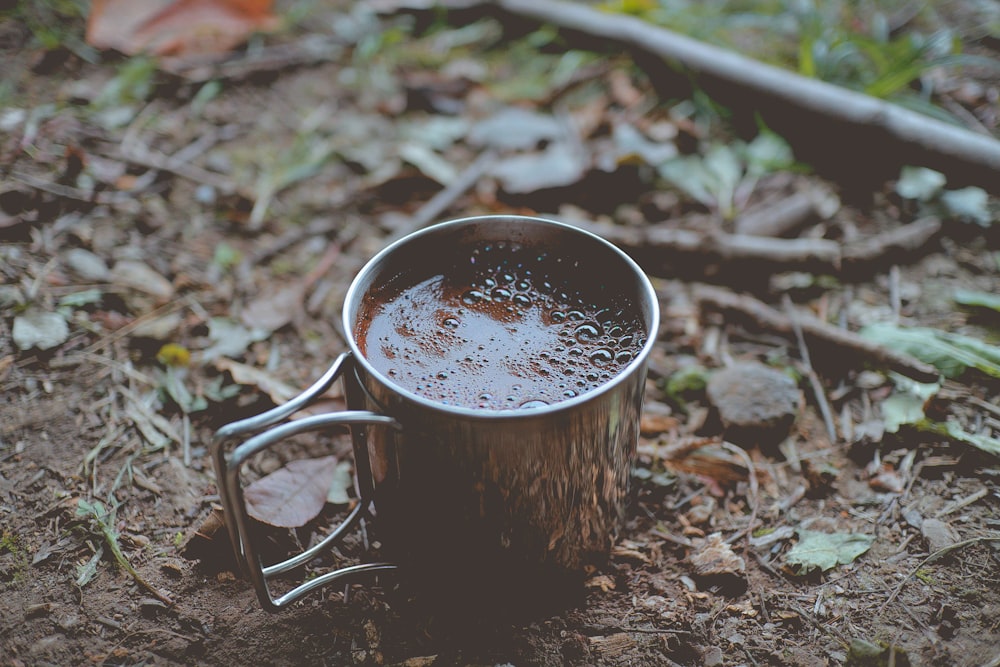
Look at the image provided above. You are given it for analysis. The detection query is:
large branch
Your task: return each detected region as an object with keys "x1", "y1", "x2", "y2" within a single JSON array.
[{"x1": 481, "y1": 0, "x2": 1000, "y2": 191}]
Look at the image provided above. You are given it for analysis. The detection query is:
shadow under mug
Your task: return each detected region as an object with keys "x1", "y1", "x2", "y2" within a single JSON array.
[{"x1": 212, "y1": 215, "x2": 660, "y2": 611}]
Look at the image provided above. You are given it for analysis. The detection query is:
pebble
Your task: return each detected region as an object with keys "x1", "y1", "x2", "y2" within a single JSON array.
[
  {"x1": 110, "y1": 260, "x2": 175, "y2": 301},
  {"x1": 12, "y1": 308, "x2": 70, "y2": 351},
  {"x1": 706, "y1": 361, "x2": 802, "y2": 444},
  {"x1": 920, "y1": 517, "x2": 959, "y2": 553},
  {"x1": 64, "y1": 248, "x2": 111, "y2": 282}
]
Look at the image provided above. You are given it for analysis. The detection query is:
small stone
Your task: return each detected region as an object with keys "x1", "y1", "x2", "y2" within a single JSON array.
[
  {"x1": 706, "y1": 361, "x2": 802, "y2": 445},
  {"x1": 920, "y1": 518, "x2": 959, "y2": 553},
  {"x1": 689, "y1": 532, "x2": 747, "y2": 595},
  {"x1": 12, "y1": 308, "x2": 70, "y2": 351},
  {"x1": 64, "y1": 248, "x2": 111, "y2": 282},
  {"x1": 110, "y1": 260, "x2": 175, "y2": 301},
  {"x1": 703, "y1": 645, "x2": 724, "y2": 667}
]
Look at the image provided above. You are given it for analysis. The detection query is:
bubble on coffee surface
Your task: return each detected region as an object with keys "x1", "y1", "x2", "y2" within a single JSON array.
[{"x1": 355, "y1": 241, "x2": 646, "y2": 410}]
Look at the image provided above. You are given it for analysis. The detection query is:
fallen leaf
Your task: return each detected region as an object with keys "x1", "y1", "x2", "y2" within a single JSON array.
[
  {"x1": 861, "y1": 323, "x2": 1000, "y2": 380},
  {"x1": 689, "y1": 532, "x2": 746, "y2": 577},
  {"x1": 491, "y1": 143, "x2": 589, "y2": 193},
  {"x1": 326, "y1": 460, "x2": 354, "y2": 505},
  {"x1": 785, "y1": 529, "x2": 874, "y2": 574},
  {"x1": 468, "y1": 107, "x2": 565, "y2": 151},
  {"x1": 240, "y1": 283, "x2": 305, "y2": 334},
  {"x1": 199, "y1": 317, "x2": 269, "y2": 362},
  {"x1": 584, "y1": 574, "x2": 616, "y2": 591},
  {"x1": 86, "y1": 0, "x2": 280, "y2": 59},
  {"x1": 244, "y1": 456, "x2": 339, "y2": 528},
  {"x1": 214, "y1": 358, "x2": 299, "y2": 405}
]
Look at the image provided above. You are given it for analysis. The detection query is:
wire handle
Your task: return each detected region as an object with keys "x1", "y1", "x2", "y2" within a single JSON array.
[{"x1": 211, "y1": 353, "x2": 401, "y2": 611}]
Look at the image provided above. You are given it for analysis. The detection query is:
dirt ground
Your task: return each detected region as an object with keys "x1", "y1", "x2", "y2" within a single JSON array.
[{"x1": 2, "y1": 1, "x2": 1000, "y2": 665}]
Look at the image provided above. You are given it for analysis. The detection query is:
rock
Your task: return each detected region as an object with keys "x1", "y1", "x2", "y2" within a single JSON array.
[
  {"x1": 689, "y1": 532, "x2": 747, "y2": 595},
  {"x1": 702, "y1": 645, "x2": 724, "y2": 667},
  {"x1": 12, "y1": 308, "x2": 70, "y2": 351},
  {"x1": 706, "y1": 361, "x2": 802, "y2": 446},
  {"x1": 64, "y1": 248, "x2": 111, "y2": 282},
  {"x1": 110, "y1": 260, "x2": 175, "y2": 301},
  {"x1": 920, "y1": 518, "x2": 959, "y2": 553}
]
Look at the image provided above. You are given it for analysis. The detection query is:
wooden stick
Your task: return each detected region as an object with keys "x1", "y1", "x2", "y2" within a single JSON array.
[
  {"x1": 783, "y1": 295, "x2": 838, "y2": 444},
  {"x1": 385, "y1": 148, "x2": 499, "y2": 244},
  {"x1": 569, "y1": 218, "x2": 842, "y2": 272},
  {"x1": 841, "y1": 217, "x2": 942, "y2": 272},
  {"x1": 693, "y1": 284, "x2": 940, "y2": 382},
  {"x1": 475, "y1": 0, "x2": 1000, "y2": 190}
]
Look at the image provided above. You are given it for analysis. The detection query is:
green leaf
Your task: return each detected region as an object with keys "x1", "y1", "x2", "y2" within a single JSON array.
[
  {"x1": 955, "y1": 289, "x2": 1000, "y2": 313},
  {"x1": 881, "y1": 392, "x2": 925, "y2": 433},
  {"x1": 860, "y1": 323, "x2": 1000, "y2": 379},
  {"x1": 931, "y1": 420, "x2": 1000, "y2": 458},
  {"x1": 158, "y1": 367, "x2": 208, "y2": 414},
  {"x1": 743, "y1": 130, "x2": 794, "y2": 176},
  {"x1": 76, "y1": 544, "x2": 104, "y2": 588},
  {"x1": 941, "y1": 187, "x2": 992, "y2": 226},
  {"x1": 785, "y1": 529, "x2": 874, "y2": 574},
  {"x1": 895, "y1": 166, "x2": 946, "y2": 201}
]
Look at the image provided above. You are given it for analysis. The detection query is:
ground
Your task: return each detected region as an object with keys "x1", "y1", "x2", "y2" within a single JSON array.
[{"x1": 2, "y1": 1, "x2": 1000, "y2": 666}]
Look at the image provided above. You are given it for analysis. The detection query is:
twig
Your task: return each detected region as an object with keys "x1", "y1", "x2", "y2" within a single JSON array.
[
  {"x1": 784, "y1": 602, "x2": 849, "y2": 648},
  {"x1": 934, "y1": 488, "x2": 989, "y2": 519},
  {"x1": 474, "y1": 0, "x2": 1000, "y2": 189},
  {"x1": 878, "y1": 534, "x2": 1000, "y2": 614},
  {"x1": 721, "y1": 442, "x2": 759, "y2": 547},
  {"x1": 102, "y1": 142, "x2": 245, "y2": 197},
  {"x1": 385, "y1": 148, "x2": 499, "y2": 244},
  {"x1": 693, "y1": 284, "x2": 940, "y2": 382},
  {"x1": 569, "y1": 218, "x2": 842, "y2": 272},
  {"x1": 783, "y1": 295, "x2": 838, "y2": 444},
  {"x1": 841, "y1": 217, "x2": 942, "y2": 274},
  {"x1": 10, "y1": 171, "x2": 137, "y2": 206},
  {"x1": 78, "y1": 500, "x2": 173, "y2": 605},
  {"x1": 167, "y1": 35, "x2": 349, "y2": 83},
  {"x1": 734, "y1": 185, "x2": 837, "y2": 237}
]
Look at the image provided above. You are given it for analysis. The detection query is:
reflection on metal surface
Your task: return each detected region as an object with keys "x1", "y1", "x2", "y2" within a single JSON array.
[{"x1": 213, "y1": 215, "x2": 660, "y2": 610}]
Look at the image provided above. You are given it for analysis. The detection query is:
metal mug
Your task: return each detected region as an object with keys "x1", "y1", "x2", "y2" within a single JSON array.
[{"x1": 212, "y1": 215, "x2": 660, "y2": 611}]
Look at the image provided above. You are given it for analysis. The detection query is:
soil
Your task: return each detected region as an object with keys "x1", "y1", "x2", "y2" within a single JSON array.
[{"x1": 2, "y1": 2, "x2": 1000, "y2": 666}]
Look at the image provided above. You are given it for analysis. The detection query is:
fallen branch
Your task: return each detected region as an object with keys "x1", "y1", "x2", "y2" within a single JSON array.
[
  {"x1": 693, "y1": 284, "x2": 940, "y2": 382},
  {"x1": 878, "y1": 535, "x2": 1000, "y2": 614},
  {"x1": 463, "y1": 0, "x2": 1000, "y2": 190},
  {"x1": 734, "y1": 185, "x2": 839, "y2": 237},
  {"x1": 385, "y1": 148, "x2": 499, "y2": 244},
  {"x1": 841, "y1": 216, "x2": 942, "y2": 274},
  {"x1": 570, "y1": 218, "x2": 842, "y2": 274}
]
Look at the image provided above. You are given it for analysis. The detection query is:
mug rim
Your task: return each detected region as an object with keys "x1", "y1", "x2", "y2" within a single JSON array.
[{"x1": 342, "y1": 214, "x2": 660, "y2": 420}]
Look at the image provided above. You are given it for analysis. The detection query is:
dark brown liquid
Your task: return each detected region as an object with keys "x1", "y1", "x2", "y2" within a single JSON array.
[{"x1": 355, "y1": 242, "x2": 646, "y2": 410}]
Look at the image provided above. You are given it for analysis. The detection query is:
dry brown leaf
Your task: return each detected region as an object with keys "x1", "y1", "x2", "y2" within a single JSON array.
[
  {"x1": 244, "y1": 456, "x2": 338, "y2": 528},
  {"x1": 214, "y1": 358, "x2": 299, "y2": 405},
  {"x1": 86, "y1": 0, "x2": 280, "y2": 58},
  {"x1": 239, "y1": 283, "x2": 305, "y2": 334}
]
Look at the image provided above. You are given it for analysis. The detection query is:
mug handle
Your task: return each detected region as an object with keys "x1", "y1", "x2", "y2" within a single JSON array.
[{"x1": 211, "y1": 352, "x2": 401, "y2": 611}]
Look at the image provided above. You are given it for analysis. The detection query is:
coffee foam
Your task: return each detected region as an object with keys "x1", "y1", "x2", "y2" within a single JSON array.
[{"x1": 356, "y1": 241, "x2": 646, "y2": 410}]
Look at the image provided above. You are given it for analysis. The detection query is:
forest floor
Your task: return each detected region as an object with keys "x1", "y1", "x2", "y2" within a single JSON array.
[{"x1": 2, "y1": 1, "x2": 1000, "y2": 665}]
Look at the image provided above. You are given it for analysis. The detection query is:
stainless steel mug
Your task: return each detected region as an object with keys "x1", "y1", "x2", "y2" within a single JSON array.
[{"x1": 212, "y1": 215, "x2": 660, "y2": 611}]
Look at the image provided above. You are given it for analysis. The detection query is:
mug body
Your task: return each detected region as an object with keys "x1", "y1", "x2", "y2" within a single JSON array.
[{"x1": 341, "y1": 216, "x2": 659, "y2": 592}]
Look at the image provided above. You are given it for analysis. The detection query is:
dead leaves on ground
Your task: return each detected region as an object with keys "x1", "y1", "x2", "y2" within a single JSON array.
[
  {"x1": 244, "y1": 455, "x2": 353, "y2": 528},
  {"x1": 86, "y1": 0, "x2": 280, "y2": 59}
]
